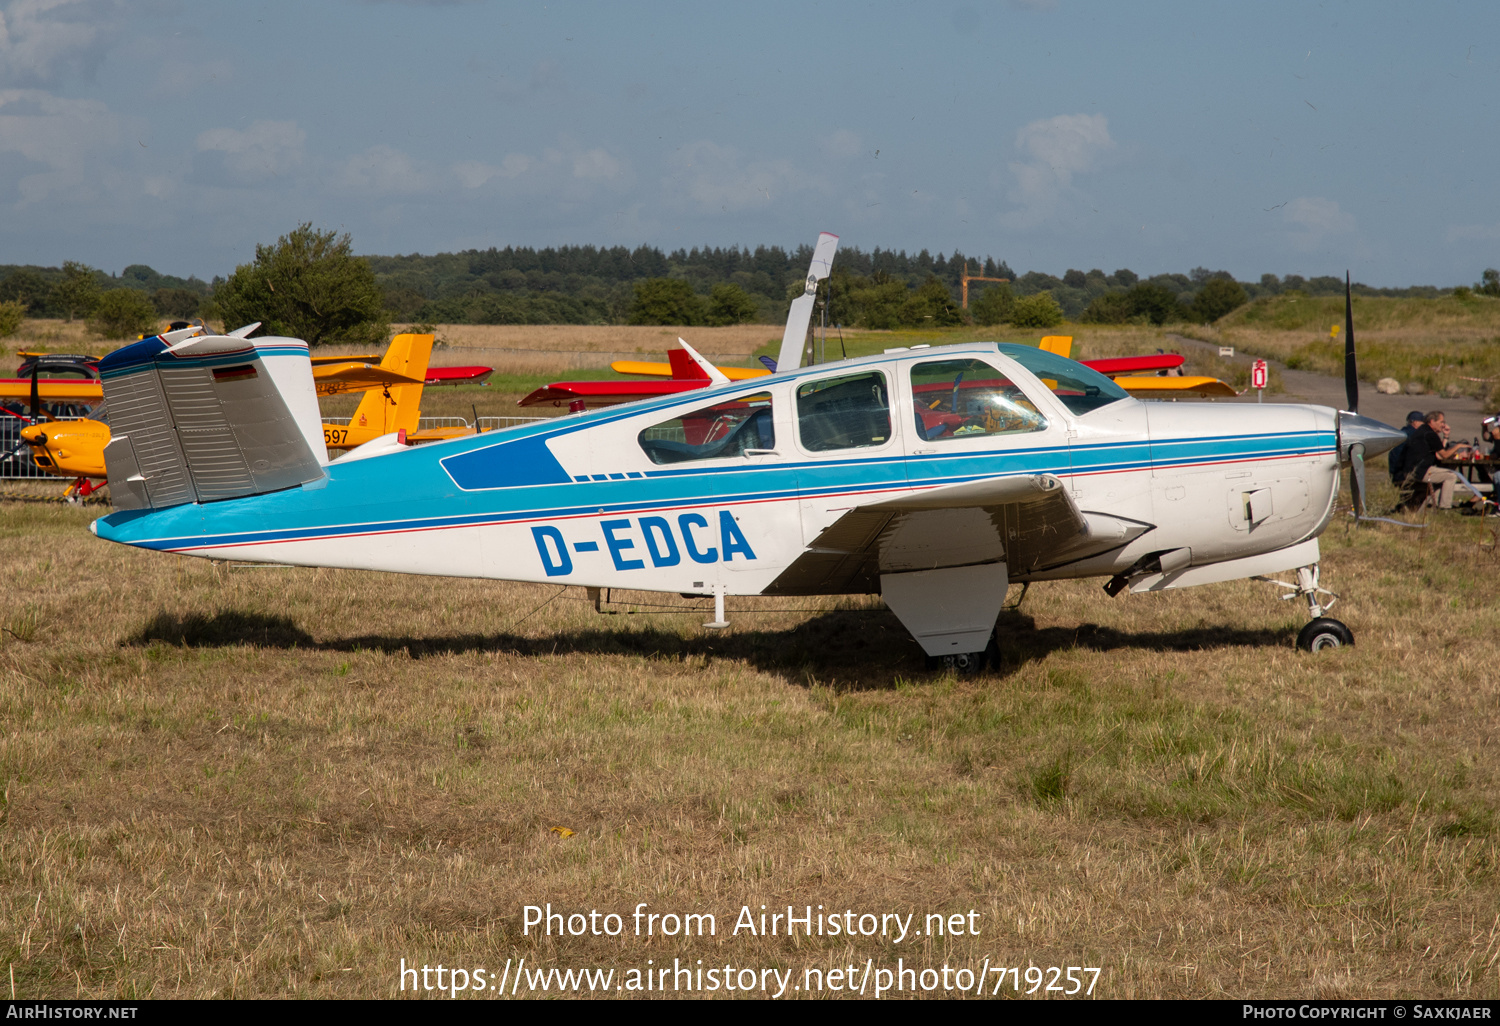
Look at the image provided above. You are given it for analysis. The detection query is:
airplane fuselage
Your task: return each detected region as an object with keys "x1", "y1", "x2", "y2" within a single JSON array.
[{"x1": 94, "y1": 343, "x2": 1340, "y2": 601}]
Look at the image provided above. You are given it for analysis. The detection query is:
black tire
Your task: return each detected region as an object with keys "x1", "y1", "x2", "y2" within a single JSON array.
[
  {"x1": 926, "y1": 650, "x2": 988, "y2": 675},
  {"x1": 1297, "y1": 618, "x2": 1354, "y2": 652}
]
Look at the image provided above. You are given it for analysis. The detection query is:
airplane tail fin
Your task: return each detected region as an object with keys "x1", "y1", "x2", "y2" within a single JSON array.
[
  {"x1": 348, "y1": 333, "x2": 434, "y2": 436},
  {"x1": 1038, "y1": 335, "x2": 1073, "y2": 359},
  {"x1": 99, "y1": 331, "x2": 328, "y2": 511}
]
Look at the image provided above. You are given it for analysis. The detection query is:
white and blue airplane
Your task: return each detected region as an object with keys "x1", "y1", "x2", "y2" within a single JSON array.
[{"x1": 90, "y1": 238, "x2": 1404, "y2": 669}]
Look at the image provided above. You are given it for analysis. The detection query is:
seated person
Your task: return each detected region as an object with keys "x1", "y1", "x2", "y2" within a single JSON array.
[
  {"x1": 1399, "y1": 410, "x2": 1470, "y2": 509},
  {"x1": 1388, "y1": 410, "x2": 1424, "y2": 487}
]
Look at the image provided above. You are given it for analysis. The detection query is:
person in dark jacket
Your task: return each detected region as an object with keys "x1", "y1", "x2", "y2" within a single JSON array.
[
  {"x1": 1388, "y1": 410, "x2": 1425, "y2": 487},
  {"x1": 1400, "y1": 411, "x2": 1470, "y2": 509}
]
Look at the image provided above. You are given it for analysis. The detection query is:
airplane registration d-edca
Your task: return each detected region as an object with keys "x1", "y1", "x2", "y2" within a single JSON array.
[{"x1": 89, "y1": 236, "x2": 1404, "y2": 668}]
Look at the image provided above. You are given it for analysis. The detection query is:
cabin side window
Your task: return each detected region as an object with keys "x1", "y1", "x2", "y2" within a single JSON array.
[
  {"x1": 909, "y1": 358, "x2": 1048, "y2": 442},
  {"x1": 796, "y1": 371, "x2": 892, "y2": 453},
  {"x1": 637, "y1": 392, "x2": 775, "y2": 465}
]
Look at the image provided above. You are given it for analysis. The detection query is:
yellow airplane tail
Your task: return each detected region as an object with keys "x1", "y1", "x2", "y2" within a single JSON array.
[
  {"x1": 1038, "y1": 335, "x2": 1073, "y2": 359},
  {"x1": 347, "y1": 333, "x2": 433, "y2": 438}
]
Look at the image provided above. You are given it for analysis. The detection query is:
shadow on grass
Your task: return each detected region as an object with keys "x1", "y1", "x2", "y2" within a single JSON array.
[{"x1": 127, "y1": 607, "x2": 1296, "y2": 690}]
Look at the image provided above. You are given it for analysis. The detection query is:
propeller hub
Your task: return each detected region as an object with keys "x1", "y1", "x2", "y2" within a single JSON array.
[{"x1": 1337, "y1": 411, "x2": 1405, "y2": 462}]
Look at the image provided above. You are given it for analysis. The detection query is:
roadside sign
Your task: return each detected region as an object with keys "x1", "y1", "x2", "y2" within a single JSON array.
[
  {"x1": 1219, "y1": 346, "x2": 1235, "y2": 358},
  {"x1": 1251, "y1": 359, "x2": 1268, "y2": 389}
]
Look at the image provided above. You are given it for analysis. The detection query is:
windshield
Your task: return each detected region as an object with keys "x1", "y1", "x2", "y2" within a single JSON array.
[{"x1": 996, "y1": 343, "x2": 1129, "y2": 416}]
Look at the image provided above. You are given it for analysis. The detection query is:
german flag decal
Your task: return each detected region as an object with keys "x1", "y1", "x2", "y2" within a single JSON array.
[{"x1": 212, "y1": 365, "x2": 258, "y2": 383}]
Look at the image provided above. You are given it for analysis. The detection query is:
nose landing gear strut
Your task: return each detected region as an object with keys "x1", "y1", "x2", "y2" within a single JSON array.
[{"x1": 1255, "y1": 563, "x2": 1353, "y2": 652}]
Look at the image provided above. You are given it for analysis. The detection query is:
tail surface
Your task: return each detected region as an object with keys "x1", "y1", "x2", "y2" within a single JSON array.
[
  {"x1": 345, "y1": 333, "x2": 434, "y2": 439},
  {"x1": 100, "y1": 331, "x2": 327, "y2": 511}
]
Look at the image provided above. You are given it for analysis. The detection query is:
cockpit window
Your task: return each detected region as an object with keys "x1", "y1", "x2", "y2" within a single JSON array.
[
  {"x1": 796, "y1": 371, "x2": 892, "y2": 452},
  {"x1": 909, "y1": 358, "x2": 1047, "y2": 441},
  {"x1": 996, "y1": 343, "x2": 1129, "y2": 415},
  {"x1": 638, "y1": 392, "x2": 774, "y2": 464}
]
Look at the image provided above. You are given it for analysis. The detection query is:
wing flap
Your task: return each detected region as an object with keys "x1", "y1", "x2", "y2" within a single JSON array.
[{"x1": 767, "y1": 475, "x2": 1151, "y2": 595}]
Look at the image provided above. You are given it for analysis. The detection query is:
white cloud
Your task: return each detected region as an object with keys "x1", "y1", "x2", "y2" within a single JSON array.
[
  {"x1": 666, "y1": 140, "x2": 803, "y2": 213},
  {"x1": 819, "y1": 129, "x2": 863, "y2": 160},
  {"x1": 1002, "y1": 112, "x2": 1113, "y2": 229},
  {"x1": 1282, "y1": 196, "x2": 1355, "y2": 250},
  {"x1": 195, "y1": 120, "x2": 305, "y2": 186},
  {"x1": 572, "y1": 148, "x2": 621, "y2": 181},
  {"x1": 1446, "y1": 222, "x2": 1500, "y2": 243},
  {"x1": 498, "y1": 153, "x2": 534, "y2": 179},
  {"x1": 337, "y1": 144, "x2": 428, "y2": 194},
  {"x1": 0, "y1": 87, "x2": 115, "y2": 168},
  {"x1": 454, "y1": 159, "x2": 497, "y2": 189},
  {"x1": 454, "y1": 144, "x2": 627, "y2": 198},
  {"x1": 0, "y1": 0, "x2": 114, "y2": 86}
]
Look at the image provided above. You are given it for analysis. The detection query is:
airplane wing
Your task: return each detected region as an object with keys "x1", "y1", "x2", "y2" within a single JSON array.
[
  {"x1": 1085, "y1": 354, "x2": 1186, "y2": 375},
  {"x1": 765, "y1": 474, "x2": 1150, "y2": 595},
  {"x1": 312, "y1": 361, "x2": 426, "y2": 396},
  {"x1": 0, "y1": 379, "x2": 103, "y2": 402},
  {"x1": 518, "y1": 380, "x2": 704, "y2": 407},
  {"x1": 309, "y1": 353, "x2": 383, "y2": 366},
  {"x1": 611, "y1": 359, "x2": 771, "y2": 381},
  {"x1": 425, "y1": 366, "x2": 494, "y2": 385},
  {"x1": 1112, "y1": 375, "x2": 1239, "y2": 398}
]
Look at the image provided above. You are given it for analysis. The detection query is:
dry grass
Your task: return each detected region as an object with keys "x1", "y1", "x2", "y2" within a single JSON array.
[
  {"x1": 2, "y1": 469, "x2": 1499, "y2": 1000},
  {"x1": 1181, "y1": 296, "x2": 1500, "y2": 405}
]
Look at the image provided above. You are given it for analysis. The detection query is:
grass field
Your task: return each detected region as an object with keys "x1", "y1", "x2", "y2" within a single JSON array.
[
  {"x1": 3, "y1": 465, "x2": 1498, "y2": 999},
  {"x1": 1182, "y1": 294, "x2": 1500, "y2": 405}
]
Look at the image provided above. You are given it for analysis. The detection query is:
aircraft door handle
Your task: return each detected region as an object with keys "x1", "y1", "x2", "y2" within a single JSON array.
[
  {"x1": 743, "y1": 449, "x2": 779, "y2": 457},
  {"x1": 913, "y1": 448, "x2": 937, "y2": 454}
]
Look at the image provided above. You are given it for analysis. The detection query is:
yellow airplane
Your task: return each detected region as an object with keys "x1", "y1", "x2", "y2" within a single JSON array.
[
  {"x1": 320, "y1": 333, "x2": 476, "y2": 449},
  {"x1": 17, "y1": 333, "x2": 452, "y2": 497}
]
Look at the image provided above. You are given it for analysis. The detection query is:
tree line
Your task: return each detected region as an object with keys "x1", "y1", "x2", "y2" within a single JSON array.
[{"x1": 1, "y1": 227, "x2": 1491, "y2": 344}]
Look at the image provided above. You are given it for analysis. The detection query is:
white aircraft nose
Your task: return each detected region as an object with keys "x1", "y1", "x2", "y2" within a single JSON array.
[{"x1": 1338, "y1": 411, "x2": 1406, "y2": 460}]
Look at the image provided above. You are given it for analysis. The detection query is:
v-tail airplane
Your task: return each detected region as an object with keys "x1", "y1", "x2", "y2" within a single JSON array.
[{"x1": 89, "y1": 238, "x2": 1402, "y2": 666}]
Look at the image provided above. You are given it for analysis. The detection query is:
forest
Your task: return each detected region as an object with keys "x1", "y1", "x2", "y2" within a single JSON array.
[{"x1": 0, "y1": 242, "x2": 1466, "y2": 336}]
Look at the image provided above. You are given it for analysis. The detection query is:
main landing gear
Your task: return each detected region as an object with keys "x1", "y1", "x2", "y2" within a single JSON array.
[
  {"x1": 1256, "y1": 562, "x2": 1353, "y2": 652},
  {"x1": 924, "y1": 647, "x2": 991, "y2": 675}
]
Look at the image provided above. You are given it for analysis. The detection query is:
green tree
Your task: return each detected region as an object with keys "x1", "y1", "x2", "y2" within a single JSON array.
[
  {"x1": 0, "y1": 299, "x2": 25, "y2": 338},
  {"x1": 627, "y1": 278, "x2": 704, "y2": 325},
  {"x1": 50, "y1": 261, "x2": 102, "y2": 322},
  {"x1": 213, "y1": 223, "x2": 389, "y2": 346},
  {"x1": 903, "y1": 275, "x2": 963, "y2": 326},
  {"x1": 970, "y1": 284, "x2": 1014, "y2": 326},
  {"x1": 1009, "y1": 291, "x2": 1064, "y2": 329},
  {"x1": 1190, "y1": 278, "x2": 1248, "y2": 323},
  {"x1": 844, "y1": 271, "x2": 909, "y2": 329},
  {"x1": 0, "y1": 270, "x2": 48, "y2": 311},
  {"x1": 1123, "y1": 282, "x2": 1182, "y2": 325},
  {"x1": 1477, "y1": 269, "x2": 1500, "y2": 297},
  {"x1": 152, "y1": 288, "x2": 202, "y2": 320},
  {"x1": 1080, "y1": 292, "x2": 1131, "y2": 324},
  {"x1": 704, "y1": 282, "x2": 758, "y2": 326},
  {"x1": 88, "y1": 289, "x2": 159, "y2": 339}
]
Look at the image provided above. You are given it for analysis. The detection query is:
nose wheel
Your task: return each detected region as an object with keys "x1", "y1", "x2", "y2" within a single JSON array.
[
  {"x1": 1256, "y1": 562, "x2": 1353, "y2": 653},
  {"x1": 1297, "y1": 617, "x2": 1354, "y2": 651}
]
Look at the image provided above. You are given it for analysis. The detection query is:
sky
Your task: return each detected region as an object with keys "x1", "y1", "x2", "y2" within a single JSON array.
[{"x1": 1, "y1": 0, "x2": 1498, "y2": 287}]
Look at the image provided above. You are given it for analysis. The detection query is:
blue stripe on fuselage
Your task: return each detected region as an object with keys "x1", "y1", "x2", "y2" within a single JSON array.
[{"x1": 94, "y1": 420, "x2": 1335, "y2": 553}]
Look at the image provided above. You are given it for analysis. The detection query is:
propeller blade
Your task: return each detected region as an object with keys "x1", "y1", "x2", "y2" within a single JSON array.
[
  {"x1": 1348, "y1": 442, "x2": 1366, "y2": 518},
  {"x1": 29, "y1": 363, "x2": 43, "y2": 423},
  {"x1": 1344, "y1": 271, "x2": 1358, "y2": 413}
]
